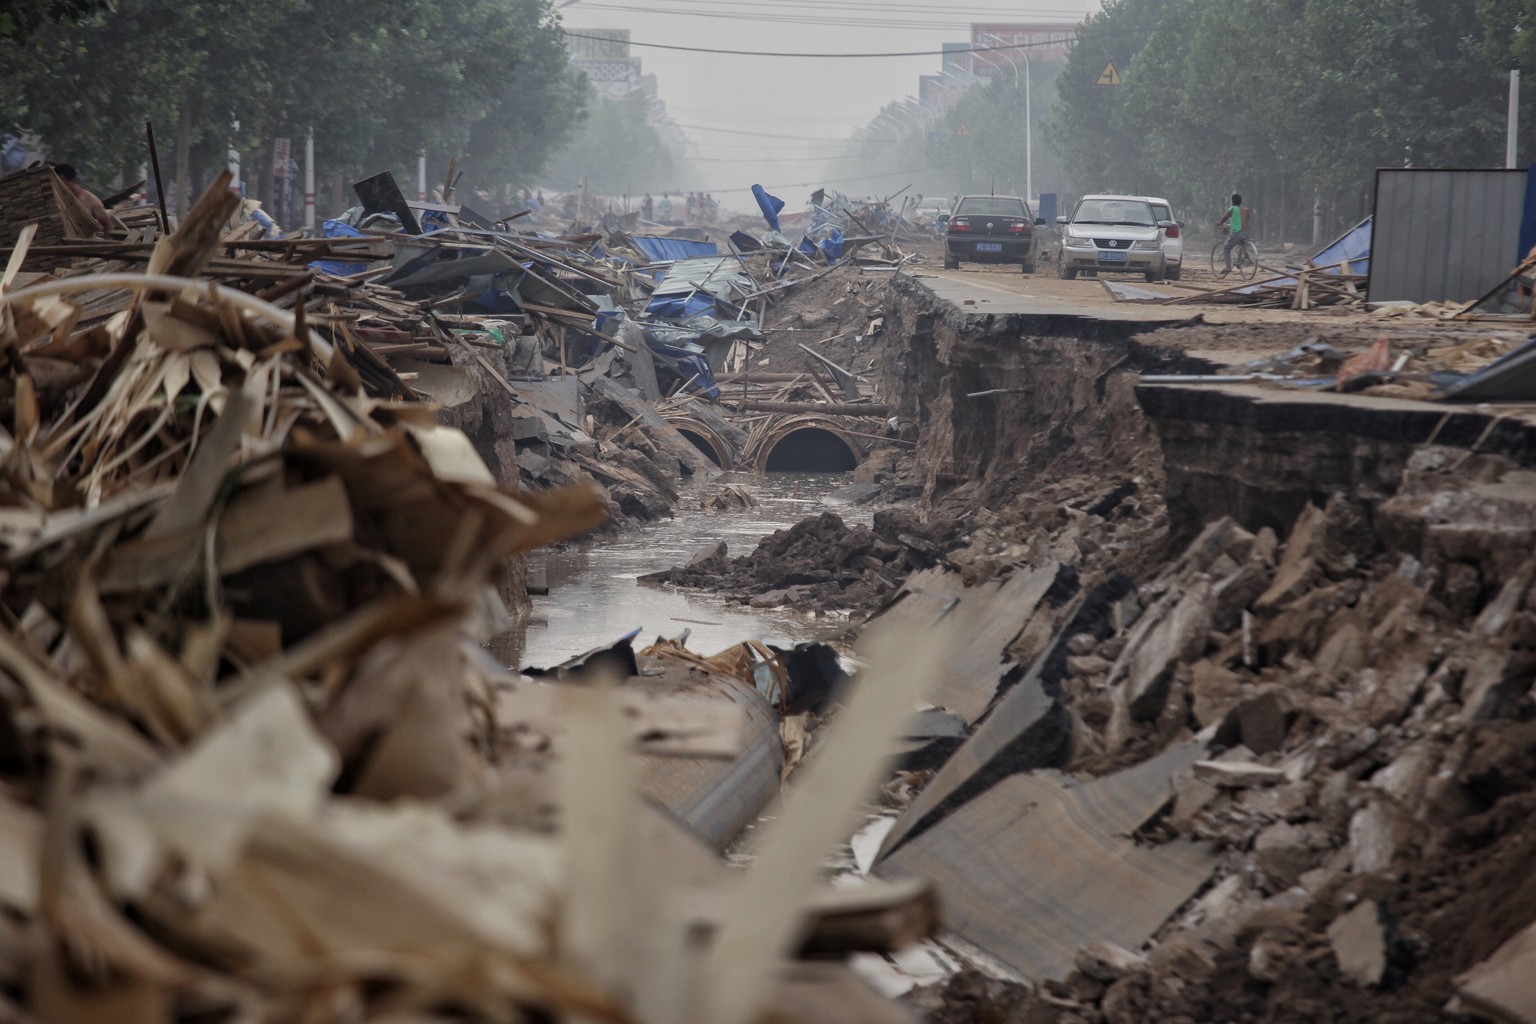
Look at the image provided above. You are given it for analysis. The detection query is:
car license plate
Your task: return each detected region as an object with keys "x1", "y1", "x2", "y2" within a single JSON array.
[
  {"x1": 976, "y1": 242, "x2": 1003, "y2": 252},
  {"x1": 1098, "y1": 250, "x2": 1128, "y2": 262}
]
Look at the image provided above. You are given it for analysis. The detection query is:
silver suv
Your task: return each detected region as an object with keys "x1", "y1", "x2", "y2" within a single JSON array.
[{"x1": 1056, "y1": 194, "x2": 1174, "y2": 282}]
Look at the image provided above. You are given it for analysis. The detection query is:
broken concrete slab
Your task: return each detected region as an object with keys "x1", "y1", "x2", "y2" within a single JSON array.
[
  {"x1": 1075, "y1": 940, "x2": 1149, "y2": 983},
  {"x1": 876, "y1": 742, "x2": 1214, "y2": 982},
  {"x1": 1190, "y1": 660, "x2": 1244, "y2": 728},
  {"x1": 1347, "y1": 799, "x2": 1404, "y2": 875},
  {"x1": 1327, "y1": 900, "x2": 1390, "y2": 987},
  {"x1": 1256, "y1": 502, "x2": 1327, "y2": 609},
  {"x1": 1193, "y1": 759, "x2": 1286, "y2": 788},
  {"x1": 1230, "y1": 687, "x2": 1290, "y2": 755},
  {"x1": 1454, "y1": 915, "x2": 1536, "y2": 1023},
  {"x1": 1111, "y1": 578, "x2": 1213, "y2": 724}
]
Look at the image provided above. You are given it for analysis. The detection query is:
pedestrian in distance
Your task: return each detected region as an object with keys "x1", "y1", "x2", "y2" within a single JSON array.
[
  {"x1": 641, "y1": 193, "x2": 654, "y2": 221},
  {"x1": 1217, "y1": 192, "x2": 1253, "y2": 276},
  {"x1": 51, "y1": 162, "x2": 113, "y2": 235},
  {"x1": 660, "y1": 193, "x2": 673, "y2": 221}
]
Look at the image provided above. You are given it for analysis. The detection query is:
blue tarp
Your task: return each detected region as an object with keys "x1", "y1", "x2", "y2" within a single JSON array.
[
  {"x1": 630, "y1": 235, "x2": 719, "y2": 263},
  {"x1": 646, "y1": 293, "x2": 718, "y2": 320},
  {"x1": 753, "y1": 184, "x2": 785, "y2": 233},
  {"x1": 309, "y1": 219, "x2": 371, "y2": 277},
  {"x1": 797, "y1": 227, "x2": 844, "y2": 263},
  {"x1": 1519, "y1": 165, "x2": 1536, "y2": 266}
]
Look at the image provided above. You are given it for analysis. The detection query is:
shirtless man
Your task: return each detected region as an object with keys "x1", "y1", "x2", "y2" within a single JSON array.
[{"x1": 51, "y1": 163, "x2": 114, "y2": 235}]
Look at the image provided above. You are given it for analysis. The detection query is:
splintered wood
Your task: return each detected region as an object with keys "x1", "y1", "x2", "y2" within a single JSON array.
[{"x1": 0, "y1": 177, "x2": 939, "y2": 1023}]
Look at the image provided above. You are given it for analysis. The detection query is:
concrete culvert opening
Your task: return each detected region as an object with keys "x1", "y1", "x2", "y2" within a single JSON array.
[
  {"x1": 761, "y1": 427, "x2": 860, "y2": 473},
  {"x1": 677, "y1": 428, "x2": 725, "y2": 468}
]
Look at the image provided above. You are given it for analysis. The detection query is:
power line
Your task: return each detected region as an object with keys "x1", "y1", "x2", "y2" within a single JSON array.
[
  {"x1": 682, "y1": 165, "x2": 936, "y2": 194},
  {"x1": 561, "y1": 30, "x2": 1087, "y2": 58}
]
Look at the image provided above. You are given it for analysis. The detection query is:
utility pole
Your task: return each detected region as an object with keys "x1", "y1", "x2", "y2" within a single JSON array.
[
  {"x1": 227, "y1": 118, "x2": 240, "y2": 194},
  {"x1": 1507, "y1": 70, "x2": 1521, "y2": 169},
  {"x1": 303, "y1": 127, "x2": 315, "y2": 231}
]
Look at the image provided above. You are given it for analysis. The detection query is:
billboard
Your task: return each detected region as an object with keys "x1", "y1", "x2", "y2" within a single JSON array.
[
  {"x1": 969, "y1": 23, "x2": 1078, "y2": 65},
  {"x1": 569, "y1": 28, "x2": 629, "y2": 61}
]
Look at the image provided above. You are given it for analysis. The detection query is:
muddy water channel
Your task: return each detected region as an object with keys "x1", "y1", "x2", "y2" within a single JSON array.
[{"x1": 505, "y1": 472, "x2": 873, "y2": 669}]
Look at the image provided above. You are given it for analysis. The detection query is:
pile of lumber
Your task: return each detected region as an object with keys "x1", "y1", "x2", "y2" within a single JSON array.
[{"x1": 1163, "y1": 259, "x2": 1368, "y2": 310}]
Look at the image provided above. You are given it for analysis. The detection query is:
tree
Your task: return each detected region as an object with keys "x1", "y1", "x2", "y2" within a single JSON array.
[
  {"x1": 0, "y1": 0, "x2": 111, "y2": 43},
  {"x1": 0, "y1": 0, "x2": 586, "y2": 215}
]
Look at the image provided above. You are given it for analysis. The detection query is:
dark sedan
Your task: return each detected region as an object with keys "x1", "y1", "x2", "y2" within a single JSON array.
[{"x1": 943, "y1": 195, "x2": 1042, "y2": 273}]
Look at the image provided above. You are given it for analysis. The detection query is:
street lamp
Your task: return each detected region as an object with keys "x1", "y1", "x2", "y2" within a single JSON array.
[{"x1": 979, "y1": 33, "x2": 1031, "y2": 202}]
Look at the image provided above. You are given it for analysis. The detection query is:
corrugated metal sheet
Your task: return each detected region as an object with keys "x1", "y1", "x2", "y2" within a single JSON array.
[
  {"x1": 635, "y1": 672, "x2": 783, "y2": 850},
  {"x1": 863, "y1": 564, "x2": 1060, "y2": 726},
  {"x1": 1369, "y1": 169, "x2": 1528, "y2": 304},
  {"x1": 630, "y1": 235, "x2": 720, "y2": 263},
  {"x1": 875, "y1": 742, "x2": 1215, "y2": 982}
]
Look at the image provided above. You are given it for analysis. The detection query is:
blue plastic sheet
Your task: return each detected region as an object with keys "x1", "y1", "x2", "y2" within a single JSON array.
[
  {"x1": 1519, "y1": 165, "x2": 1536, "y2": 266},
  {"x1": 645, "y1": 293, "x2": 718, "y2": 320},
  {"x1": 631, "y1": 236, "x2": 719, "y2": 262},
  {"x1": 309, "y1": 219, "x2": 371, "y2": 277},
  {"x1": 753, "y1": 184, "x2": 785, "y2": 233},
  {"x1": 797, "y1": 227, "x2": 844, "y2": 263}
]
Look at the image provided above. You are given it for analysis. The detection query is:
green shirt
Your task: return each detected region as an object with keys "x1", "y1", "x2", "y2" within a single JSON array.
[{"x1": 1228, "y1": 205, "x2": 1244, "y2": 233}]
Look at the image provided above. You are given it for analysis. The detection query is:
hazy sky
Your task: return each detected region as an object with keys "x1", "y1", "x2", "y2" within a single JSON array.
[{"x1": 559, "y1": 0, "x2": 1101, "y2": 212}]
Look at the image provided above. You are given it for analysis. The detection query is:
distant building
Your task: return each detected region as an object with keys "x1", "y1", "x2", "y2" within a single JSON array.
[
  {"x1": 969, "y1": 23, "x2": 1078, "y2": 66},
  {"x1": 920, "y1": 22, "x2": 1079, "y2": 112},
  {"x1": 569, "y1": 29, "x2": 646, "y2": 101}
]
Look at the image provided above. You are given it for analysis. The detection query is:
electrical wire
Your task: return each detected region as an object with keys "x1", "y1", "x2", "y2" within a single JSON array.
[{"x1": 561, "y1": 29, "x2": 1091, "y2": 58}]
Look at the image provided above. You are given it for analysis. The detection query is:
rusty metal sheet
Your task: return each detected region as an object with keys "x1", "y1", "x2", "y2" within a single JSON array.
[{"x1": 876, "y1": 742, "x2": 1214, "y2": 982}]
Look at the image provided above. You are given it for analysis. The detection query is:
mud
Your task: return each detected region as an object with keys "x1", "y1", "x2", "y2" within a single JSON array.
[{"x1": 642, "y1": 508, "x2": 965, "y2": 613}]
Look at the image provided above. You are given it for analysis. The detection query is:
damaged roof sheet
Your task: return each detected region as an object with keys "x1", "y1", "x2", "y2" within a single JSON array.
[
  {"x1": 647, "y1": 255, "x2": 755, "y2": 319},
  {"x1": 866, "y1": 565, "x2": 1059, "y2": 725},
  {"x1": 875, "y1": 742, "x2": 1215, "y2": 982},
  {"x1": 630, "y1": 235, "x2": 720, "y2": 263}
]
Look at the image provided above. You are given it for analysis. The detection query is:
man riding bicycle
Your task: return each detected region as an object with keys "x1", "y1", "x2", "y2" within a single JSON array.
[{"x1": 1217, "y1": 192, "x2": 1252, "y2": 276}]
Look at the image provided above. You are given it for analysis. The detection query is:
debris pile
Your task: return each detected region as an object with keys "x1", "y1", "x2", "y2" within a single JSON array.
[
  {"x1": 866, "y1": 451, "x2": 1536, "y2": 1023},
  {"x1": 0, "y1": 175, "x2": 949, "y2": 1022}
]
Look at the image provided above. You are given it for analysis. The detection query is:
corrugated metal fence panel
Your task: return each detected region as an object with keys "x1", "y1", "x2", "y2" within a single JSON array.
[{"x1": 1370, "y1": 169, "x2": 1528, "y2": 304}]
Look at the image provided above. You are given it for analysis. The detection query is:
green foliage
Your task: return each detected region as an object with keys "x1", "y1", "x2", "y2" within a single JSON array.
[
  {"x1": 0, "y1": 0, "x2": 111, "y2": 42},
  {"x1": 0, "y1": 0, "x2": 585, "y2": 199},
  {"x1": 1046, "y1": 0, "x2": 1506, "y2": 239}
]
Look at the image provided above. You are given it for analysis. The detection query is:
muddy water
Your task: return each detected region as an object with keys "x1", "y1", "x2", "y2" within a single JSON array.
[{"x1": 503, "y1": 472, "x2": 872, "y2": 669}]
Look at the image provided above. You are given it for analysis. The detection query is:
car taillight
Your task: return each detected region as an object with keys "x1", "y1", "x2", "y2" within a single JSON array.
[
  {"x1": 1165, "y1": 224, "x2": 1180, "y2": 238},
  {"x1": 1007, "y1": 221, "x2": 1029, "y2": 234},
  {"x1": 949, "y1": 217, "x2": 970, "y2": 232}
]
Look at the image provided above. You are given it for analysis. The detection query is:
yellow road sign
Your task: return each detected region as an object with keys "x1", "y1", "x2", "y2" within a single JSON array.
[{"x1": 1097, "y1": 62, "x2": 1122, "y2": 87}]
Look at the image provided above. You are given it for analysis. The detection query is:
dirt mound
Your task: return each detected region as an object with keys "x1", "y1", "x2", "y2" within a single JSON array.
[{"x1": 646, "y1": 509, "x2": 965, "y2": 613}]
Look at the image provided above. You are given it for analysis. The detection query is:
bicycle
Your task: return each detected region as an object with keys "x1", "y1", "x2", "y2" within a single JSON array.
[{"x1": 1209, "y1": 236, "x2": 1259, "y2": 281}]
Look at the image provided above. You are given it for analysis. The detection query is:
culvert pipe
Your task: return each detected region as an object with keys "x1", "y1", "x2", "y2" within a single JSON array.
[
  {"x1": 749, "y1": 414, "x2": 870, "y2": 473},
  {"x1": 664, "y1": 415, "x2": 740, "y2": 469}
]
